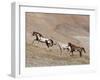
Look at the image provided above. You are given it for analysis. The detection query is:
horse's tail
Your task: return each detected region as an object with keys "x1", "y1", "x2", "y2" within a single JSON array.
[
  {"x1": 49, "y1": 36, "x2": 57, "y2": 45},
  {"x1": 82, "y1": 47, "x2": 86, "y2": 53}
]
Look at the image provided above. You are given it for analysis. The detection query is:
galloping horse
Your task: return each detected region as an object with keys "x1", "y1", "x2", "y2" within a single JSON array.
[
  {"x1": 54, "y1": 42, "x2": 70, "y2": 55},
  {"x1": 32, "y1": 32, "x2": 54, "y2": 48},
  {"x1": 68, "y1": 42, "x2": 86, "y2": 57}
]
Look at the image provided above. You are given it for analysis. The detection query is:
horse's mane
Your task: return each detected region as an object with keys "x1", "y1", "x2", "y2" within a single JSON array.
[
  {"x1": 33, "y1": 31, "x2": 44, "y2": 37},
  {"x1": 68, "y1": 42, "x2": 79, "y2": 48}
]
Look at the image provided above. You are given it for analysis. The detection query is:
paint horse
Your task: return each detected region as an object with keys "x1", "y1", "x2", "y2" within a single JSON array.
[
  {"x1": 32, "y1": 32, "x2": 54, "y2": 48},
  {"x1": 68, "y1": 42, "x2": 86, "y2": 57}
]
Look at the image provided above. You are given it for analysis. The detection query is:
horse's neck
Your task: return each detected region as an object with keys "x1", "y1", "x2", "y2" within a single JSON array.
[
  {"x1": 71, "y1": 44, "x2": 77, "y2": 47},
  {"x1": 71, "y1": 44, "x2": 80, "y2": 48},
  {"x1": 37, "y1": 33, "x2": 43, "y2": 37},
  {"x1": 34, "y1": 32, "x2": 43, "y2": 37},
  {"x1": 36, "y1": 34, "x2": 42, "y2": 38},
  {"x1": 35, "y1": 34, "x2": 42, "y2": 40},
  {"x1": 35, "y1": 34, "x2": 39, "y2": 40}
]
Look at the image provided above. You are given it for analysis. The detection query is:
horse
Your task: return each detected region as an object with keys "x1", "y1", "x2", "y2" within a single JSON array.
[
  {"x1": 68, "y1": 42, "x2": 86, "y2": 57},
  {"x1": 54, "y1": 41, "x2": 70, "y2": 55},
  {"x1": 32, "y1": 32, "x2": 54, "y2": 48}
]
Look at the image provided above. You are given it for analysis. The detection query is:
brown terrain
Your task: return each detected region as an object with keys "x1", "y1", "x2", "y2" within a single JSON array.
[{"x1": 25, "y1": 12, "x2": 90, "y2": 67}]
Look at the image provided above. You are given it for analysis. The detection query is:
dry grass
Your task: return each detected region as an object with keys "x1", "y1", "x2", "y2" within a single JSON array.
[{"x1": 26, "y1": 43, "x2": 89, "y2": 67}]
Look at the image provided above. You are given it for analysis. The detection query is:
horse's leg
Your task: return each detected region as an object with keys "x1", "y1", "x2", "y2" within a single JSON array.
[
  {"x1": 72, "y1": 51, "x2": 74, "y2": 56},
  {"x1": 79, "y1": 51, "x2": 82, "y2": 57},
  {"x1": 63, "y1": 48, "x2": 67, "y2": 55},
  {"x1": 65, "y1": 47, "x2": 71, "y2": 55},
  {"x1": 58, "y1": 44, "x2": 62, "y2": 55},
  {"x1": 70, "y1": 51, "x2": 74, "y2": 56},
  {"x1": 45, "y1": 40, "x2": 53, "y2": 52},
  {"x1": 32, "y1": 39, "x2": 35, "y2": 44},
  {"x1": 82, "y1": 47, "x2": 86, "y2": 53},
  {"x1": 33, "y1": 39, "x2": 38, "y2": 44},
  {"x1": 59, "y1": 48, "x2": 62, "y2": 56},
  {"x1": 32, "y1": 39, "x2": 39, "y2": 47},
  {"x1": 48, "y1": 43, "x2": 53, "y2": 52},
  {"x1": 68, "y1": 51, "x2": 71, "y2": 56},
  {"x1": 45, "y1": 40, "x2": 50, "y2": 48},
  {"x1": 69, "y1": 51, "x2": 71, "y2": 56}
]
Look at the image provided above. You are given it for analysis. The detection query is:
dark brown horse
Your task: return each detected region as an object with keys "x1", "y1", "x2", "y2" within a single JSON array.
[
  {"x1": 32, "y1": 31, "x2": 54, "y2": 48},
  {"x1": 68, "y1": 42, "x2": 86, "y2": 57}
]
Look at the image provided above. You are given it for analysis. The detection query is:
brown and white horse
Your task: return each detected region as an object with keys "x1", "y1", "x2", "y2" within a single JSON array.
[
  {"x1": 32, "y1": 32, "x2": 54, "y2": 48},
  {"x1": 68, "y1": 42, "x2": 86, "y2": 57}
]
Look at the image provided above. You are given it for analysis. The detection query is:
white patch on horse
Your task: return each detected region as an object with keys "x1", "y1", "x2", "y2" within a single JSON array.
[
  {"x1": 47, "y1": 40, "x2": 51, "y2": 43},
  {"x1": 56, "y1": 42, "x2": 71, "y2": 53},
  {"x1": 58, "y1": 42, "x2": 69, "y2": 49},
  {"x1": 40, "y1": 37, "x2": 49, "y2": 42}
]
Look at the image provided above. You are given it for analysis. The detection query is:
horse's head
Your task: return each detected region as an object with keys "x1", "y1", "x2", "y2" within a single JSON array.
[
  {"x1": 32, "y1": 31, "x2": 43, "y2": 37},
  {"x1": 68, "y1": 42, "x2": 71, "y2": 46},
  {"x1": 32, "y1": 32, "x2": 36, "y2": 36}
]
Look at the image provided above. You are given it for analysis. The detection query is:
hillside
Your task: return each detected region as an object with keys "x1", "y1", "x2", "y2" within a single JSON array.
[{"x1": 25, "y1": 12, "x2": 89, "y2": 67}]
